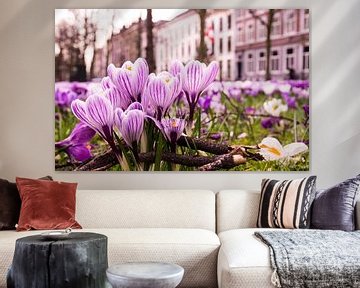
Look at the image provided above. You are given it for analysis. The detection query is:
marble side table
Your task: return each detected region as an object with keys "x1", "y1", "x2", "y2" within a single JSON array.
[{"x1": 106, "y1": 262, "x2": 184, "y2": 288}]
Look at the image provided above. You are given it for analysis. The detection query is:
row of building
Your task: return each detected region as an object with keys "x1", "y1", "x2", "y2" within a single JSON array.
[{"x1": 93, "y1": 9, "x2": 310, "y2": 81}]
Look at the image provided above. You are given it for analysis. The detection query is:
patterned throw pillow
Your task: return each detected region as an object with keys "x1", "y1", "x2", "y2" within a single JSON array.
[{"x1": 257, "y1": 176, "x2": 317, "y2": 229}]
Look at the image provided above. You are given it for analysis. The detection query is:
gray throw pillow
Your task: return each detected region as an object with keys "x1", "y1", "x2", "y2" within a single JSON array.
[{"x1": 311, "y1": 174, "x2": 360, "y2": 231}]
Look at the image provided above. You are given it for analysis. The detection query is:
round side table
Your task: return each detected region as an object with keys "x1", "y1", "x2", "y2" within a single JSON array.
[
  {"x1": 7, "y1": 232, "x2": 108, "y2": 288},
  {"x1": 106, "y1": 262, "x2": 184, "y2": 288}
]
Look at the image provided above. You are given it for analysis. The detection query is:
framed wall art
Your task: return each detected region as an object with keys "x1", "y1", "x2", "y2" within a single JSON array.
[{"x1": 55, "y1": 9, "x2": 310, "y2": 171}]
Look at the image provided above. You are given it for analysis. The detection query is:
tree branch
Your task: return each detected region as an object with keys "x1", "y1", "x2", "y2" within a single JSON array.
[
  {"x1": 199, "y1": 154, "x2": 246, "y2": 171},
  {"x1": 249, "y1": 9, "x2": 267, "y2": 26},
  {"x1": 177, "y1": 136, "x2": 233, "y2": 155},
  {"x1": 73, "y1": 138, "x2": 263, "y2": 171}
]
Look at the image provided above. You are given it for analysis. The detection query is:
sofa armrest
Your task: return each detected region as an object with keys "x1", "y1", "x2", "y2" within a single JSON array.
[{"x1": 356, "y1": 200, "x2": 360, "y2": 230}]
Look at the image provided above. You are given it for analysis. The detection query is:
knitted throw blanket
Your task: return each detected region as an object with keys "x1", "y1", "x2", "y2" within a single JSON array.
[{"x1": 255, "y1": 230, "x2": 360, "y2": 288}]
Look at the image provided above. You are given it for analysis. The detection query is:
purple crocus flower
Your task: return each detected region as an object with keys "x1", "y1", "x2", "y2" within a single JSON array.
[
  {"x1": 198, "y1": 95, "x2": 212, "y2": 112},
  {"x1": 71, "y1": 94, "x2": 115, "y2": 147},
  {"x1": 245, "y1": 107, "x2": 256, "y2": 115},
  {"x1": 55, "y1": 123, "x2": 95, "y2": 162},
  {"x1": 107, "y1": 58, "x2": 149, "y2": 103},
  {"x1": 261, "y1": 117, "x2": 280, "y2": 129},
  {"x1": 55, "y1": 88, "x2": 78, "y2": 108},
  {"x1": 143, "y1": 71, "x2": 182, "y2": 120},
  {"x1": 101, "y1": 76, "x2": 131, "y2": 110},
  {"x1": 160, "y1": 118, "x2": 186, "y2": 153},
  {"x1": 303, "y1": 104, "x2": 309, "y2": 117},
  {"x1": 114, "y1": 102, "x2": 145, "y2": 150},
  {"x1": 161, "y1": 118, "x2": 186, "y2": 142},
  {"x1": 71, "y1": 82, "x2": 88, "y2": 100},
  {"x1": 169, "y1": 60, "x2": 184, "y2": 76},
  {"x1": 181, "y1": 60, "x2": 219, "y2": 123},
  {"x1": 282, "y1": 94, "x2": 297, "y2": 109}
]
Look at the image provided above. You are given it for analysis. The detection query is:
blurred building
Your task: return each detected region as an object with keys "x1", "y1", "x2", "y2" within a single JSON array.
[
  {"x1": 155, "y1": 10, "x2": 199, "y2": 72},
  {"x1": 92, "y1": 47, "x2": 107, "y2": 78},
  {"x1": 235, "y1": 9, "x2": 310, "y2": 80},
  {"x1": 154, "y1": 9, "x2": 237, "y2": 80},
  {"x1": 206, "y1": 9, "x2": 236, "y2": 81},
  {"x1": 91, "y1": 9, "x2": 309, "y2": 81},
  {"x1": 110, "y1": 18, "x2": 147, "y2": 67}
]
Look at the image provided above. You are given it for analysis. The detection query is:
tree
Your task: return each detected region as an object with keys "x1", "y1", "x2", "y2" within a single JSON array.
[
  {"x1": 105, "y1": 10, "x2": 117, "y2": 70},
  {"x1": 196, "y1": 9, "x2": 208, "y2": 63},
  {"x1": 55, "y1": 10, "x2": 97, "y2": 81},
  {"x1": 249, "y1": 9, "x2": 278, "y2": 80},
  {"x1": 146, "y1": 9, "x2": 156, "y2": 73}
]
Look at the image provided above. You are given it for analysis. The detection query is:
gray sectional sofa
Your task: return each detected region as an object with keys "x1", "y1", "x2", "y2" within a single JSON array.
[{"x1": 0, "y1": 189, "x2": 359, "y2": 288}]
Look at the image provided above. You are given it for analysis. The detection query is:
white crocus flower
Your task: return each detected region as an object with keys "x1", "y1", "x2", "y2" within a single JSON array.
[
  {"x1": 258, "y1": 137, "x2": 308, "y2": 161},
  {"x1": 262, "y1": 82, "x2": 277, "y2": 95},
  {"x1": 278, "y1": 83, "x2": 291, "y2": 94},
  {"x1": 263, "y1": 98, "x2": 288, "y2": 117}
]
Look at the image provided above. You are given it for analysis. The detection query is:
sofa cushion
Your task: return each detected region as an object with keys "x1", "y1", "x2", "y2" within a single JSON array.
[
  {"x1": 0, "y1": 176, "x2": 52, "y2": 230},
  {"x1": 76, "y1": 190, "x2": 216, "y2": 231},
  {"x1": 0, "y1": 228, "x2": 220, "y2": 288},
  {"x1": 311, "y1": 174, "x2": 360, "y2": 231},
  {"x1": 257, "y1": 176, "x2": 317, "y2": 229},
  {"x1": 216, "y1": 190, "x2": 260, "y2": 233},
  {"x1": 217, "y1": 228, "x2": 280, "y2": 288},
  {"x1": 16, "y1": 177, "x2": 81, "y2": 231}
]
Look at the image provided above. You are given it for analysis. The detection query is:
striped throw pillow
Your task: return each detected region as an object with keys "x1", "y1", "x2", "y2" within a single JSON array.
[{"x1": 257, "y1": 176, "x2": 317, "y2": 229}]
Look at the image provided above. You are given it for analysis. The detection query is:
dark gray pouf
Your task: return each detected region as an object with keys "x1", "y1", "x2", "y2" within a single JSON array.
[{"x1": 7, "y1": 232, "x2": 108, "y2": 288}]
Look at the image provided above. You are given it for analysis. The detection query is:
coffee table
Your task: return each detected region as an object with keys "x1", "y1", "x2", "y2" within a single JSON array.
[{"x1": 106, "y1": 262, "x2": 184, "y2": 288}]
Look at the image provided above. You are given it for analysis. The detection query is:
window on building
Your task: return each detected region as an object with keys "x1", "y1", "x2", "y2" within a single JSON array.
[
  {"x1": 219, "y1": 60, "x2": 223, "y2": 80},
  {"x1": 239, "y1": 9, "x2": 246, "y2": 18},
  {"x1": 238, "y1": 25, "x2": 245, "y2": 43},
  {"x1": 304, "y1": 9, "x2": 309, "y2": 30},
  {"x1": 303, "y1": 46, "x2": 309, "y2": 70},
  {"x1": 285, "y1": 11, "x2": 296, "y2": 33},
  {"x1": 227, "y1": 59, "x2": 231, "y2": 79},
  {"x1": 258, "y1": 51, "x2": 266, "y2": 72},
  {"x1": 228, "y1": 36, "x2": 231, "y2": 52},
  {"x1": 271, "y1": 17, "x2": 281, "y2": 36},
  {"x1": 271, "y1": 50, "x2": 280, "y2": 71},
  {"x1": 211, "y1": 40, "x2": 215, "y2": 55},
  {"x1": 188, "y1": 44, "x2": 191, "y2": 57},
  {"x1": 219, "y1": 38, "x2": 223, "y2": 54},
  {"x1": 286, "y1": 47, "x2": 295, "y2": 68},
  {"x1": 258, "y1": 19, "x2": 266, "y2": 40},
  {"x1": 181, "y1": 43, "x2": 185, "y2": 57},
  {"x1": 228, "y1": 14, "x2": 232, "y2": 30},
  {"x1": 247, "y1": 24, "x2": 254, "y2": 42},
  {"x1": 220, "y1": 18, "x2": 223, "y2": 32},
  {"x1": 247, "y1": 53, "x2": 255, "y2": 73}
]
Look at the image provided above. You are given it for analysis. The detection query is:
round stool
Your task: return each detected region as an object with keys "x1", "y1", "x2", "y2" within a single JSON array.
[{"x1": 106, "y1": 262, "x2": 184, "y2": 288}]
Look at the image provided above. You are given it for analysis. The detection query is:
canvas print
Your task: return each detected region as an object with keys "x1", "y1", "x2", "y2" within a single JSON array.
[{"x1": 55, "y1": 9, "x2": 310, "y2": 171}]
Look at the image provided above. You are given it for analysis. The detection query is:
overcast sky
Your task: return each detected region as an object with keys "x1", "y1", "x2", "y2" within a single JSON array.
[{"x1": 55, "y1": 9, "x2": 186, "y2": 48}]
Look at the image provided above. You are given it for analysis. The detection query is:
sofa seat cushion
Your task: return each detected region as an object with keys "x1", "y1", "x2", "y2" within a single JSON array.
[
  {"x1": 0, "y1": 228, "x2": 220, "y2": 288},
  {"x1": 218, "y1": 228, "x2": 283, "y2": 288}
]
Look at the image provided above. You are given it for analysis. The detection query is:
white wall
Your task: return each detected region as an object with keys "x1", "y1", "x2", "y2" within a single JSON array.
[{"x1": 0, "y1": 0, "x2": 359, "y2": 191}]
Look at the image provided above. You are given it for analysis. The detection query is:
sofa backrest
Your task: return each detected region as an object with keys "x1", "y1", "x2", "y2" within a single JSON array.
[
  {"x1": 216, "y1": 190, "x2": 260, "y2": 233},
  {"x1": 217, "y1": 190, "x2": 360, "y2": 232},
  {"x1": 76, "y1": 190, "x2": 216, "y2": 231}
]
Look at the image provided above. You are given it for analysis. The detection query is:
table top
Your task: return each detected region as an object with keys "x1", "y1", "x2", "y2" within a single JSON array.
[
  {"x1": 107, "y1": 262, "x2": 184, "y2": 280},
  {"x1": 16, "y1": 232, "x2": 107, "y2": 245}
]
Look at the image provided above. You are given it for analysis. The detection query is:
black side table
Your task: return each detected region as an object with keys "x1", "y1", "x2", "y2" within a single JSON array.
[{"x1": 7, "y1": 232, "x2": 108, "y2": 288}]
